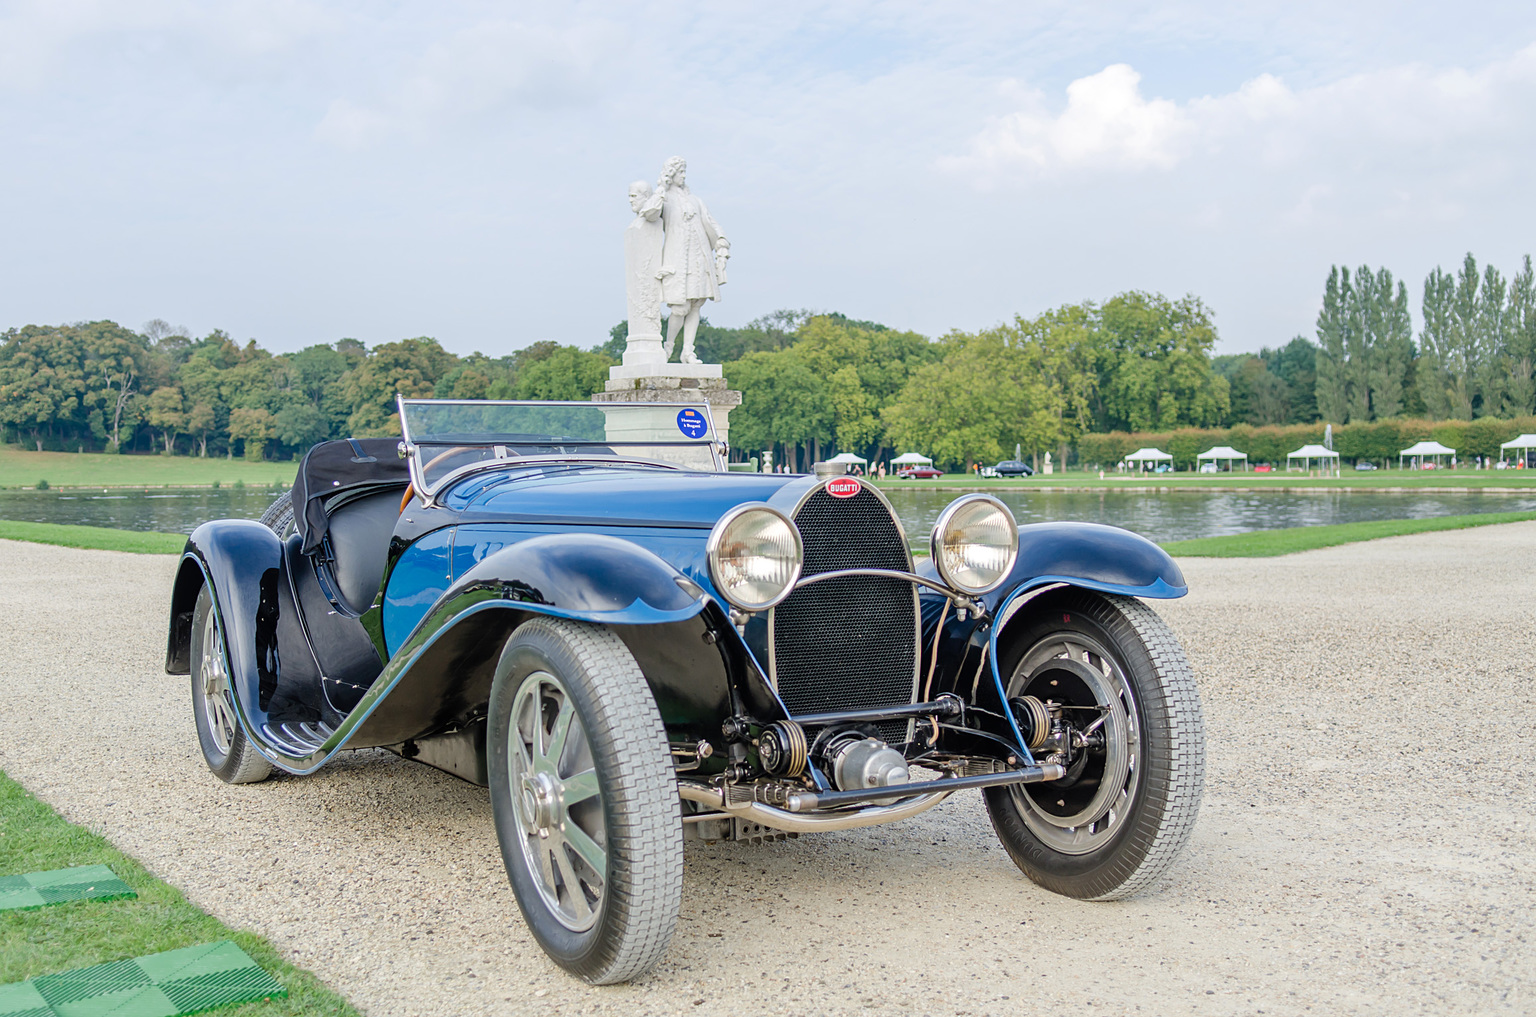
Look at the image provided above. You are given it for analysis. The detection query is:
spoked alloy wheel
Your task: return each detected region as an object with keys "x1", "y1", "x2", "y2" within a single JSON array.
[
  {"x1": 507, "y1": 670, "x2": 606, "y2": 931},
  {"x1": 189, "y1": 587, "x2": 272, "y2": 784},
  {"x1": 488, "y1": 617, "x2": 682, "y2": 984},
  {"x1": 985, "y1": 589, "x2": 1203, "y2": 900}
]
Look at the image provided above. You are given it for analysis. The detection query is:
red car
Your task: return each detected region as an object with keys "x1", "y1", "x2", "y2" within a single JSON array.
[{"x1": 896, "y1": 465, "x2": 943, "y2": 479}]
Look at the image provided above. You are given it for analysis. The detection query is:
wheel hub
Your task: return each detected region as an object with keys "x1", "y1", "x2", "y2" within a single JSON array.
[
  {"x1": 520, "y1": 771, "x2": 560, "y2": 834},
  {"x1": 1008, "y1": 631, "x2": 1139, "y2": 855}
]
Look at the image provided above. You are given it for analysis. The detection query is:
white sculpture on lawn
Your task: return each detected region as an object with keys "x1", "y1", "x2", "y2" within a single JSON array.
[{"x1": 622, "y1": 156, "x2": 729, "y2": 366}]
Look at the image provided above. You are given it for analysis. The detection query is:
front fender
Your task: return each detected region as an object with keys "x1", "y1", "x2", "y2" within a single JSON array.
[
  {"x1": 921, "y1": 521, "x2": 1186, "y2": 758},
  {"x1": 317, "y1": 533, "x2": 785, "y2": 772},
  {"x1": 990, "y1": 521, "x2": 1186, "y2": 606}
]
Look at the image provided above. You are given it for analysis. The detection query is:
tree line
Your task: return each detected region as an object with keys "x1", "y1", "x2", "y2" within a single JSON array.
[
  {"x1": 3, "y1": 250, "x2": 1530, "y2": 470},
  {"x1": 716, "y1": 293, "x2": 1229, "y2": 471},
  {"x1": 0, "y1": 322, "x2": 613, "y2": 460}
]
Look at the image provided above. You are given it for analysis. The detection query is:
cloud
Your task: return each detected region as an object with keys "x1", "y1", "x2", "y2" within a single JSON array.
[
  {"x1": 948, "y1": 65, "x2": 1193, "y2": 175},
  {"x1": 0, "y1": 0, "x2": 334, "y2": 88},
  {"x1": 314, "y1": 19, "x2": 625, "y2": 149},
  {"x1": 945, "y1": 44, "x2": 1536, "y2": 186}
]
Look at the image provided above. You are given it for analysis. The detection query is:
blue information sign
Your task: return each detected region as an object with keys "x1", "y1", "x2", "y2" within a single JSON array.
[{"x1": 676, "y1": 408, "x2": 708, "y2": 439}]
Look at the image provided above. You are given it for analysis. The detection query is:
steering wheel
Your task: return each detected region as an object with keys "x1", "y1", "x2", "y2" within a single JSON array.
[
  {"x1": 401, "y1": 445, "x2": 498, "y2": 513},
  {"x1": 422, "y1": 445, "x2": 488, "y2": 475}
]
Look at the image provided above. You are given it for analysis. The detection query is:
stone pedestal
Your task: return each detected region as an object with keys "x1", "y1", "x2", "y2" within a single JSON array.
[{"x1": 591, "y1": 362, "x2": 743, "y2": 448}]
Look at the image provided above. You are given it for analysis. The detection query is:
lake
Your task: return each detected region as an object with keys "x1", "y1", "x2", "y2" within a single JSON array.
[{"x1": 2, "y1": 484, "x2": 1534, "y2": 546}]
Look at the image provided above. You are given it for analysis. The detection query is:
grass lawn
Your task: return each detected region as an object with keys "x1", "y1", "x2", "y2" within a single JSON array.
[
  {"x1": 0, "y1": 769, "x2": 356, "y2": 1014},
  {"x1": 0, "y1": 447, "x2": 297, "y2": 489},
  {"x1": 872, "y1": 469, "x2": 1536, "y2": 490},
  {"x1": 0, "y1": 520, "x2": 187, "y2": 554},
  {"x1": 1161, "y1": 509, "x2": 1536, "y2": 557}
]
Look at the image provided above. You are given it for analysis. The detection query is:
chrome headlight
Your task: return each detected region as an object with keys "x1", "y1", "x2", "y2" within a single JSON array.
[
  {"x1": 706, "y1": 504, "x2": 803, "y2": 611},
  {"x1": 930, "y1": 494, "x2": 1018, "y2": 595}
]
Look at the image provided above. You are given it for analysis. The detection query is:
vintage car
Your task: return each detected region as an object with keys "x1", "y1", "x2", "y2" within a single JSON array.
[
  {"x1": 992, "y1": 459, "x2": 1035, "y2": 477},
  {"x1": 165, "y1": 398, "x2": 1205, "y2": 984}
]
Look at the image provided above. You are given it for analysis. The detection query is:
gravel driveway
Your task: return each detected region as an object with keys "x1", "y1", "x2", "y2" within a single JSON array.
[{"x1": 1, "y1": 526, "x2": 1531, "y2": 1016}]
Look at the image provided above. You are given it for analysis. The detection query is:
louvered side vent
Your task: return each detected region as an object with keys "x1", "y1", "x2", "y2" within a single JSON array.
[{"x1": 771, "y1": 486, "x2": 918, "y2": 744}]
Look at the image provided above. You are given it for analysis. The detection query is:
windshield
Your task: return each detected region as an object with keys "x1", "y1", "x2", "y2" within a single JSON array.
[{"x1": 398, "y1": 398, "x2": 722, "y2": 492}]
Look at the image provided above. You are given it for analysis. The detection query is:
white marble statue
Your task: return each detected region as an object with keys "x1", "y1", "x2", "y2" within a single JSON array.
[
  {"x1": 622, "y1": 180, "x2": 667, "y2": 365},
  {"x1": 656, "y1": 156, "x2": 728, "y2": 365}
]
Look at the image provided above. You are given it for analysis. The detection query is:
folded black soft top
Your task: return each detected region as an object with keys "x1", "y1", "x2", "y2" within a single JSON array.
[{"x1": 291, "y1": 438, "x2": 410, "y2": 555}]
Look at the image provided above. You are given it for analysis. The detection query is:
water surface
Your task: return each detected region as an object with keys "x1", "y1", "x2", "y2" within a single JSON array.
[{"x1": 1, "y1": 484, "x2": 1532, "y2": 545}]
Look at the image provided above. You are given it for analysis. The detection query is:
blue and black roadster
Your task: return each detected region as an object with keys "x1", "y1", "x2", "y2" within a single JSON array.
[{"x1": 166, "y1": 398, "x2": 1205, "y2": 983}]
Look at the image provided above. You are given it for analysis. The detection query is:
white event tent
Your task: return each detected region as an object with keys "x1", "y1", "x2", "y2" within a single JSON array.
[
  {"x1": 825, "y1": 451, "x2": 867, "y2": 465},
  {"x1": 1399, "y1": 440, "x2": 1455, "y2": 470},
  {"x1": 1287, "y1": 444, "x2": 1340, "y2": 476},
  {"x1": 891, "y1": 452, "x2": 933, "y2": 465},
  {"x1": 1499, "y1": 433, "x2": 1536, "y2": 466},
  {"x1": 1122, "y1": 447, "x2": 1173, "y2": 472},
  {"x1": 1196, "y1": 446, "x2": 1248, "y2": 471}
]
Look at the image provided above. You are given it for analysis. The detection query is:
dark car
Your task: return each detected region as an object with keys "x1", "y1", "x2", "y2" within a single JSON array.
[
  {"x1": 993, "y1": 460, "x2": 1035, "y2": 477},
  {"x1": 166, "y1": 398, "x2": 1205, "y2": 984}
]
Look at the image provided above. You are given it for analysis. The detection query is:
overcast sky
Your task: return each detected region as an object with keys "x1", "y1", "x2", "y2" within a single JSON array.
[{"x1": 2, "y1": 1, "x2": 1533, "y2": 356}]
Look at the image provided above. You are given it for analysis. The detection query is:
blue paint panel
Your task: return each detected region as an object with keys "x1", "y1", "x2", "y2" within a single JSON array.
[
  {"x1": 383, "y1": 527, "x2": 454, "y2": 656},
  {"x1": 449, "y1": 467, "x2": 798, "y2": 529},
  {"x1": 451, "y1": 523, "x2": 717, "y2": 600}
]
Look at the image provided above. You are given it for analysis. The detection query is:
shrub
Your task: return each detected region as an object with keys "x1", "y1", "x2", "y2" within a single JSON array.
[{"x1": 35, "y1": 479, "x2": 48, "y2": 490}]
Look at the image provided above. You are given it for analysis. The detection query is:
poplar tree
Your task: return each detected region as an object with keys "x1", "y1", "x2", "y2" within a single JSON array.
[
  {"x1": 1366, "y1": 268, "x2": 1412, "y2": 420},
  {"x1": 1504, "y1": 256, "x2": 1536, "y2": 416},
  {"x1": 1314, "y1": 266, "x2": 1352, "y2": 423},
  {"x1": 1416, "y1": 266, "x2": 1457, "y2": 419},
  {"x1": 1475, "y1": 263, "x2": 1508, "y2": 415},
  {"x1": 1345, "y1": 267, "x2": 1374, "y2": 421}
]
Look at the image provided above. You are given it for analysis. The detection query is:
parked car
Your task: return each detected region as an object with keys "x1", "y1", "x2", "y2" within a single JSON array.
[
  {"x1": 992, "y1": 460, "x2": 1034, "y2": 477},
  {"x1": 166, "y1": 398, "x2": 1205, "y2": 985},
  {"x1": 896, "y1": 465, "x2": 943, "y2": 479},
  {"x1": 1253, "y1": 463, "x2": 1273, "y2": 473},
  {"x1": 1199, "y1": 462, "x2": 1218, "y2": 474},
  {"x1": 1354, "y1": 461, "x2": 1378, "y2": 471}
]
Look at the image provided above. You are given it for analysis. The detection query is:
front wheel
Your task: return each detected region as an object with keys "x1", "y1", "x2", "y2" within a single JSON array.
[
  {"x1": 190, "y1": 587, "x2": 272, "y2": 784},
  {"x1": 985, "y1": 589, "x2": 1204, "y2": 900},
  {"x1": 487, "y1": 617, "x2": 682, "y2": 984}
]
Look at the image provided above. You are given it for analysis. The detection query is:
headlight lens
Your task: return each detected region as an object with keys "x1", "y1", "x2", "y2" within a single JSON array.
[
  {"x1": 931, "y1": 495, "x2": 1018, "y2": 595},
  {"x1": 707, "y1": 505, "x2": 803, "y2": 611}
]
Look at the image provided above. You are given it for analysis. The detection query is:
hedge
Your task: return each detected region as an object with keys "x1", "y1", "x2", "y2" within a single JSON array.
[{"x1": 1075, "y1": 416, "x2": 1536, "y2": 469}]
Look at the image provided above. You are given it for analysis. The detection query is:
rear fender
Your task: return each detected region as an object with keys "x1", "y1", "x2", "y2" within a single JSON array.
[{"x1": 164, "y1": 520, "x2": 285, "y2": 739}]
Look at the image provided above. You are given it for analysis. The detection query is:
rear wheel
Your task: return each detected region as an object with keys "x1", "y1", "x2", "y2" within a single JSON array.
[
  {"x1": 985, "y1": 589, "x2": 1203, "y2": 900},
  {"x1": 190, "y1": 587, "x2": 272, "y2": 784},
  {"x1": 257, "y1": 491, "x2": 294, "y2": 538},
  {"x1": 487, "y1": 617, "x2": 682, "y2": 984}
]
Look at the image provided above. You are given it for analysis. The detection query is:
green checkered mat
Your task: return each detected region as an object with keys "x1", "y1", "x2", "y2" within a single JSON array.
[
  {"x1": 0, "y1": 941, "x2": 286, "y2": 1017},
  {"x1": 0, "y1": 866, "x2": 135, "y2": 913}
]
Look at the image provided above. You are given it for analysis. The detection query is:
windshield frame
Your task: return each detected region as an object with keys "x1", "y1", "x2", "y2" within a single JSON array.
[{"x1": 396, "y1": 397, "x2": 725, "y2": 502}]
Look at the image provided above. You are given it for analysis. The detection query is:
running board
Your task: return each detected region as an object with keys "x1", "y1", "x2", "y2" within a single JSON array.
[{"x1": 260, "y1": 721, "x2": 335, "y2": 756}]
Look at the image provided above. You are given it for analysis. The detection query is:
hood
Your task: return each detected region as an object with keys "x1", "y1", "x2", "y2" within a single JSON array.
[{"x1": 443, "y1": 462, "x2": 810, "y2": 529}]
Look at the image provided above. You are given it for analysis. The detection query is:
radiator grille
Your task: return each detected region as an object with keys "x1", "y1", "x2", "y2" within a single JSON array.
[{"x1": 771, "y1": 486, "x2": 917, "y2": 744}]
